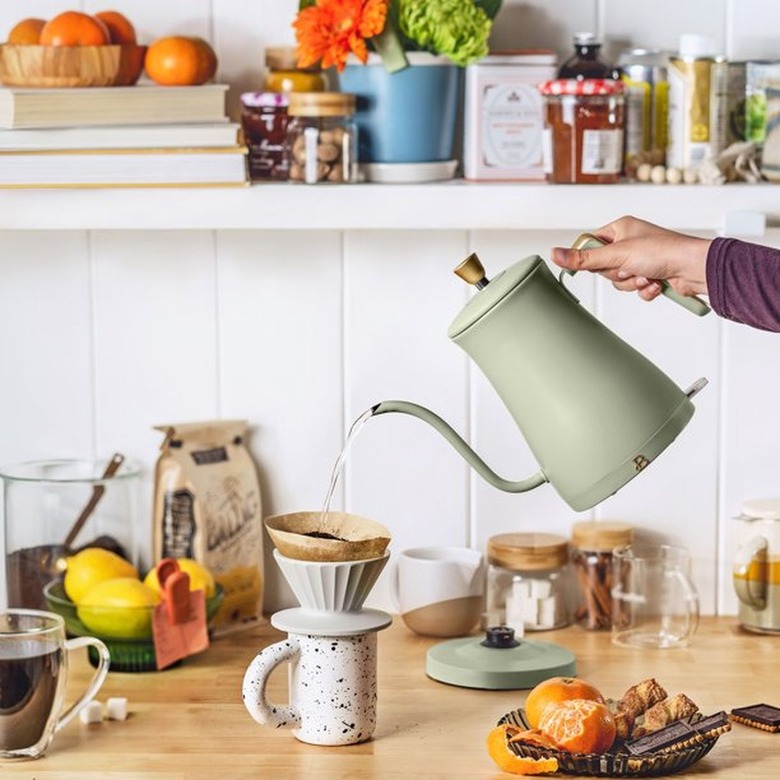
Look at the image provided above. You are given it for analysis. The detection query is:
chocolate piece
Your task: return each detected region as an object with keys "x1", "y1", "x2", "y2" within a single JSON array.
[
  {"x1": 692, "y1": 711, "x2": 731, "y2": 739},
  {"x1": 730, "y1": 704, "x2": 780, "y2": 732},
  {"x1": 625, "y1": 720, "x2": 694, "y2": 755}
]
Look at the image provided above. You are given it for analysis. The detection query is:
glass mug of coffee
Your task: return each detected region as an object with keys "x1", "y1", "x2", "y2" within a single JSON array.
[{"x1": 0, "y1": 610, "x2": 110, "y2": 760}]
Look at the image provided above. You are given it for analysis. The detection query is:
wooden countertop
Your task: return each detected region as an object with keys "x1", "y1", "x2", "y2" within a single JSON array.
[{"x1": 8, "y1": 616, "x2": 778, "y2": 778}]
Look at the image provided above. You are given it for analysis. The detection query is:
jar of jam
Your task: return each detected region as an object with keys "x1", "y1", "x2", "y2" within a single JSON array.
[
  {"x1": 286, "y1": 92, "x2": 357, "y2": 184},
  {"x1": 571, "y1": 520, "x2": 633, "y2": 630},
  {"x1": 240, "y1": 92, "x2": 290, "y2": 181},
  {"x1": 265, "y1": 46, "x2": 326, "y2": 93},
  {"x1": 540, "y1": 78, "x2": 626, "y2": 183}
]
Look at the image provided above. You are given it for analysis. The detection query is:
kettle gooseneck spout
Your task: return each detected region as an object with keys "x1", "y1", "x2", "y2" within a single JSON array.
[{"x1": 371, "y1": 400, "x2": 548, "y2": 494}]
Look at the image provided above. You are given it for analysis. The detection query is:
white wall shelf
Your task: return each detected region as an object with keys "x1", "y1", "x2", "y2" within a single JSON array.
[{"x1": 5, "y1": 181, "x2": 778, "y2": 232}]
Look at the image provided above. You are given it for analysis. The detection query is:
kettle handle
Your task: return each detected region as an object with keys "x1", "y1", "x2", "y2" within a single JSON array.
[{"x1": 568, "y1": 233, "x2": 711, "y2": 317}]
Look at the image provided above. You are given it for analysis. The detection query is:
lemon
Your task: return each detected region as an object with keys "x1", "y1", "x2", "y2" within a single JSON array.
[
  {"x1": 64, "y1": 547, "x2": 139, "y2": 604},
  {"x1": 77, "y1": 577, "x2": 161, "y2": 640},
  {"x1": 143, "y1": 558, "x2": 216, "y2": 598}
]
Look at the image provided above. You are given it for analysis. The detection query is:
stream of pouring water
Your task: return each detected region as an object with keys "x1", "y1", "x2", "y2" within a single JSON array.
[{"x1": 320, "y1": 406, "x2": 377, "y2": 522}]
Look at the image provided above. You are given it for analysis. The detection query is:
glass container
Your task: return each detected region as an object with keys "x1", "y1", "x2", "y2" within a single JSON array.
[
  {"x1": 540, "y1": 78, "x2": 626, "y2": 183},
  {"x1": 286, "y1": 92, "x2": 358, "y2": 184},
  {"x1": 485, "y1": 532, "x2": 573, "y2": 634},
  {"x1": 264, "y1": 46, "x2": 326, "y2": 94},
  {"x1": 1, "y1": 458, "x2": 141, "y2": 611},
  {"x1": 570, "y1": 520, "x2": 633, "y2": 630},
  {"x1": 558, "y1": 32, "x2": 619, "y2": 80},
  {"x1": 240, "y1": 91, "x2": 291, "y2": 181}
]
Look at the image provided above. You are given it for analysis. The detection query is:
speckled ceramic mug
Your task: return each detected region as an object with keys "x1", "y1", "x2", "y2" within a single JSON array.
[{"x1": 242, "y1": 631, "x2": 378, "y2": 746}]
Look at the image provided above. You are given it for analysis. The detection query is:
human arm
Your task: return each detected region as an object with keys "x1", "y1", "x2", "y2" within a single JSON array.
[
  {"x1": 550, "y1": 215, "x2": 711, "y2": 302},
  {"x1": 551, "y1": 215, "x2": 780, "y2": 332}
]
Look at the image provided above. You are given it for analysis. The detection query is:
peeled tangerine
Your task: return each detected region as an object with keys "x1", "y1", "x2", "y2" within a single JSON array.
[
  {"x1": 77, "y1": 577, "x2": 161, "y2": 640},
  {"x1": 538, "y1": 699, "x2": 617, "y2": 755}
]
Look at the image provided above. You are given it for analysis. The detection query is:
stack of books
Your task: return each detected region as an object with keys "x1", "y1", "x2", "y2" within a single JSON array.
[{"x1": 0, "y1": 83, "x2": 247, "y2": 187}]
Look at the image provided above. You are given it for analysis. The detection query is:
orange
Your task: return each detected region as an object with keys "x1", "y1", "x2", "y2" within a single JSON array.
[
  {"x1": 144, "y1": 36, "x2": 217, "y2": 86},
  {"x1": 39, "y1": 11, "x2": 110, "y2": 46},
  {"x1": 7, "y1": 17, "x2": 46, "y2": 45},
  {"x1": 95, "y1": 10, "x2": 136, "y2": 45},
  {"x1": 538, "y1": 699, "x2": 617, "y2": 755},
  {"x1": 525, "y1": 676, "x2": 605, "y2": 728},
  {"x1": 486, "y1": 724, "x2": 559, "y2": 775}
]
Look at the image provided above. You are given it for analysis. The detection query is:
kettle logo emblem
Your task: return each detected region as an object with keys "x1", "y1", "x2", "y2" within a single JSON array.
[{"x1": 633, "y1": 455, "x2": 650, "y2": 472}]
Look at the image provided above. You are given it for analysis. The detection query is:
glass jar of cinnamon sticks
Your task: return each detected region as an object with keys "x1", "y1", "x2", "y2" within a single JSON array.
[{"x1": 571, "y1": 521, "x2": 633, "y2": 630}]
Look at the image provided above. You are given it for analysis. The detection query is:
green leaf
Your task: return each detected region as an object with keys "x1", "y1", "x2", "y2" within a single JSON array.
[
  {"x1": 372, "y1": 17, "x2": 409, "y2": 73},
  {"x1": 475, "y1": 0, "x2": 503, "y2": 21},
  {"x1": 298, "y1": 0, "x2": 316, "y2": 9}
]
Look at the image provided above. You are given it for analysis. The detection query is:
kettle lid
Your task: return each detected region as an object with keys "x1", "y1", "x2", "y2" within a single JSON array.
[{"x1": 447, "y1": 254, "x2": 544, "y2": 340}]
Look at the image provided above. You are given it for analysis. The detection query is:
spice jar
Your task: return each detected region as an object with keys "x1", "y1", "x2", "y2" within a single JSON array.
[
  {"x1": 286, "y1": 92, "x2": 357, "y2": 184},
  {"x1": 265, "y1": 46, "x2": 326, "y2": 94},
  {"x1": 540, "y1": 78, "x2": 626, "y2": 183},
  {"x1": 240, "y1": 92, "x2": 291, "y2": 181},
  {"x1": 571, "y1": 521, "x2": 633, "y2": 631},
  {"x1": 485, "y1": 533, "x2": 573, "y2": 635}
]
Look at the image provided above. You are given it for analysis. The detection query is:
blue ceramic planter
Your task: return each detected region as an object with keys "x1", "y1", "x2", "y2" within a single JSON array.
[{"x1": 338, "y1": 53, "x2": 461, "y2": 164}]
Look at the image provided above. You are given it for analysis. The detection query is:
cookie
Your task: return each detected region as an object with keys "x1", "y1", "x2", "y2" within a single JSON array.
[
  {"x1": 625, "y1": 720, "x2": 695, "y2": 755},
  {"x1": 692, "y1": 711, "x2": 731, "y2": 740},
  {"x1": 730, "y1": 704, "x2": 780, "y2": 733}
]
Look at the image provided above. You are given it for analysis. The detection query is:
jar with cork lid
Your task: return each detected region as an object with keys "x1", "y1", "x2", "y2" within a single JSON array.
[
  {"x1": 571, "y1": 520, "x2": 634, "y2": 630},
  {"x1": 485, "y1": 533, "x2": 573, "y2": 635},
  {"x1": 286, "y1": 92, "x2": 357, "y2": 184},
  {"x1": 264, "y1": 46, "x2": 326, "y2": 94}
]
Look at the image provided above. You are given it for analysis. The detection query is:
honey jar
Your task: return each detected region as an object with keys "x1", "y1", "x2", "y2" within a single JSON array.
[
  {"x1": 286, "y1": 92, "x2": 357, "y2": 184},
  {"x1": 264, "y1": 46, "x2": 326, "y2": 94},
  {"x1": 540, "y1": 78, "x2": 626, "y2": 183}
]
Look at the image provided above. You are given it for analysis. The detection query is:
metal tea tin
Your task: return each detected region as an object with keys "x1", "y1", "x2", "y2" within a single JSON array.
[{"x1": 617, "y1": 48, "x2": 670, "y2": 170}]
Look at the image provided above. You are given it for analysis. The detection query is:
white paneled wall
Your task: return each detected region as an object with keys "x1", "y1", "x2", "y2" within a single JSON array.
[{"x1": 1, "y1": 1, "x2": 780, "y2": 617}]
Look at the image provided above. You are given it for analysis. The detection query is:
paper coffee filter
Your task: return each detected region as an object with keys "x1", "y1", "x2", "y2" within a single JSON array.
[
  {"x1": 265, "y1": 511, "x2": 391, "y2": 562},
  {"x1": 273, "y1": 548, "x2": 390, "y2": 612}
]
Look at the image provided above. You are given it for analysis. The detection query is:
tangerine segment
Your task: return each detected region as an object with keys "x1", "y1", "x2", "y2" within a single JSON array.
[
  {"x1": 7, "y1": 17, "x2": 46, "y2": 45},
  {"x1": 525, "y1": 676, "x2": 605, "y2": 728},
  {"x1": 538, "y1": 699, "x2": 617, "y2": 755},
  {"x1": 39, "y1": 11, "x2": 110, "y2": 46},
  {"x1": 95, "y1": 10, "x2": 137, "y2": 44},
  {"x1": 486, "y1": 724, "x2": 559, "y2": 775}
]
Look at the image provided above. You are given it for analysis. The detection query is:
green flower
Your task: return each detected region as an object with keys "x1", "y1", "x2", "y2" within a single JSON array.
[{"x1": 396, "y1": 0, "x2": 493, "y2": 66}]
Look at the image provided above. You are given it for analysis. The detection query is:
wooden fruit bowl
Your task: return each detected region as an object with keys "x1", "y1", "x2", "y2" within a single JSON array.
[{"x1": 0, "y1": 44, "x2": 146, "y2": 87}]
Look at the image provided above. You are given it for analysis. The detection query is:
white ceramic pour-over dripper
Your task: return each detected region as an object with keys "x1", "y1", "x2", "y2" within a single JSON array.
[{"x1": 273, "y1": 548, "x2": 390, "y2": 612}]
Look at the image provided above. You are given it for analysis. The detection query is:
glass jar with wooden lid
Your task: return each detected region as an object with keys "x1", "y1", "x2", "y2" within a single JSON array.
[
  {"x1": 265, "y1": 46, "x2": 326, "y2": 94},
  {"x1": 571, "y1": 520, "x2": 634, "y2": 630},
  {"x1": 286, "y1": 92, "x2": 357, "y2": 184},
  {"x1": 485, "y1": 532, "x2": 573, "y2": 635}
]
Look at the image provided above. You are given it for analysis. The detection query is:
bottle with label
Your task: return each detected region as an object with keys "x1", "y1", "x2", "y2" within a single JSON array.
[
  {"x1": 667, "y1": 34, "x2": 729, "y2": 171},
  {"x1": 558, "y1": 33, "x2": 619, "y2": 80}
]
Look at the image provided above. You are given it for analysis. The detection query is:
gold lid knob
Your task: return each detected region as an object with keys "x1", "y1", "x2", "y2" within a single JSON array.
[{"x1": 454, "y1": 253, "x2": 489, "y2": 288}]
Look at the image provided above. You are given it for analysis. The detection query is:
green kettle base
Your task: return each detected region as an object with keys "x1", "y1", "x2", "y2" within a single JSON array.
[{"x1": 425, "y1": 627, "x2": 576, "y2": 690}]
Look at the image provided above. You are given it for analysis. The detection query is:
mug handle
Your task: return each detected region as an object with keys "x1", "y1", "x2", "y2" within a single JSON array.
[
  {"x1": 55, "y1": 636, "x2": 111, "y2": 732},
  {"x1": 390, "y1": 560, "x2": 401, "y2": 613},
  {"x1": 733, "y1": 536, "x2": 769, "y2": 610},
  {"x1": 677, "y1": 570, "x2": 700, "y2": 642},
  {"x1": 242, "y1": 638, "x2": 301, "y2": 729},
  {"x1": 565, "y1": 233, "x2": 711, "y2": 317}
]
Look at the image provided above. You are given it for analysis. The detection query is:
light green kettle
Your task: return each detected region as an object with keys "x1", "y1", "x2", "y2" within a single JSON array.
[{"x1": 372, "y1": 237, "x2": 709, "y2": 511}]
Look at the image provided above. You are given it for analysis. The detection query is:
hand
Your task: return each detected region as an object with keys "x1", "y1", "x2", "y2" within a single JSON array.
[{"x1": 550, "y1": 215, "x2": 712, "y2": 302}]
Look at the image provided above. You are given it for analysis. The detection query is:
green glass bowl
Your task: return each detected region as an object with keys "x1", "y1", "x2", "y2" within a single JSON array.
[{"x1": 43, "y1": 579, "x2": 223, "y2": 673}]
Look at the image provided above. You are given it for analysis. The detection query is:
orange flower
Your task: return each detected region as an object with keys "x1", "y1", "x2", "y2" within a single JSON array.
[{"x1": 294, "y1": 0, "x2": 389, "y2": 72}]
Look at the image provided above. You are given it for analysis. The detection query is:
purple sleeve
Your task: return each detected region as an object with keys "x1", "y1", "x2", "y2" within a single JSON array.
[{"x1": 706, "y1": 236, "x2": 780, "y2": 332}]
